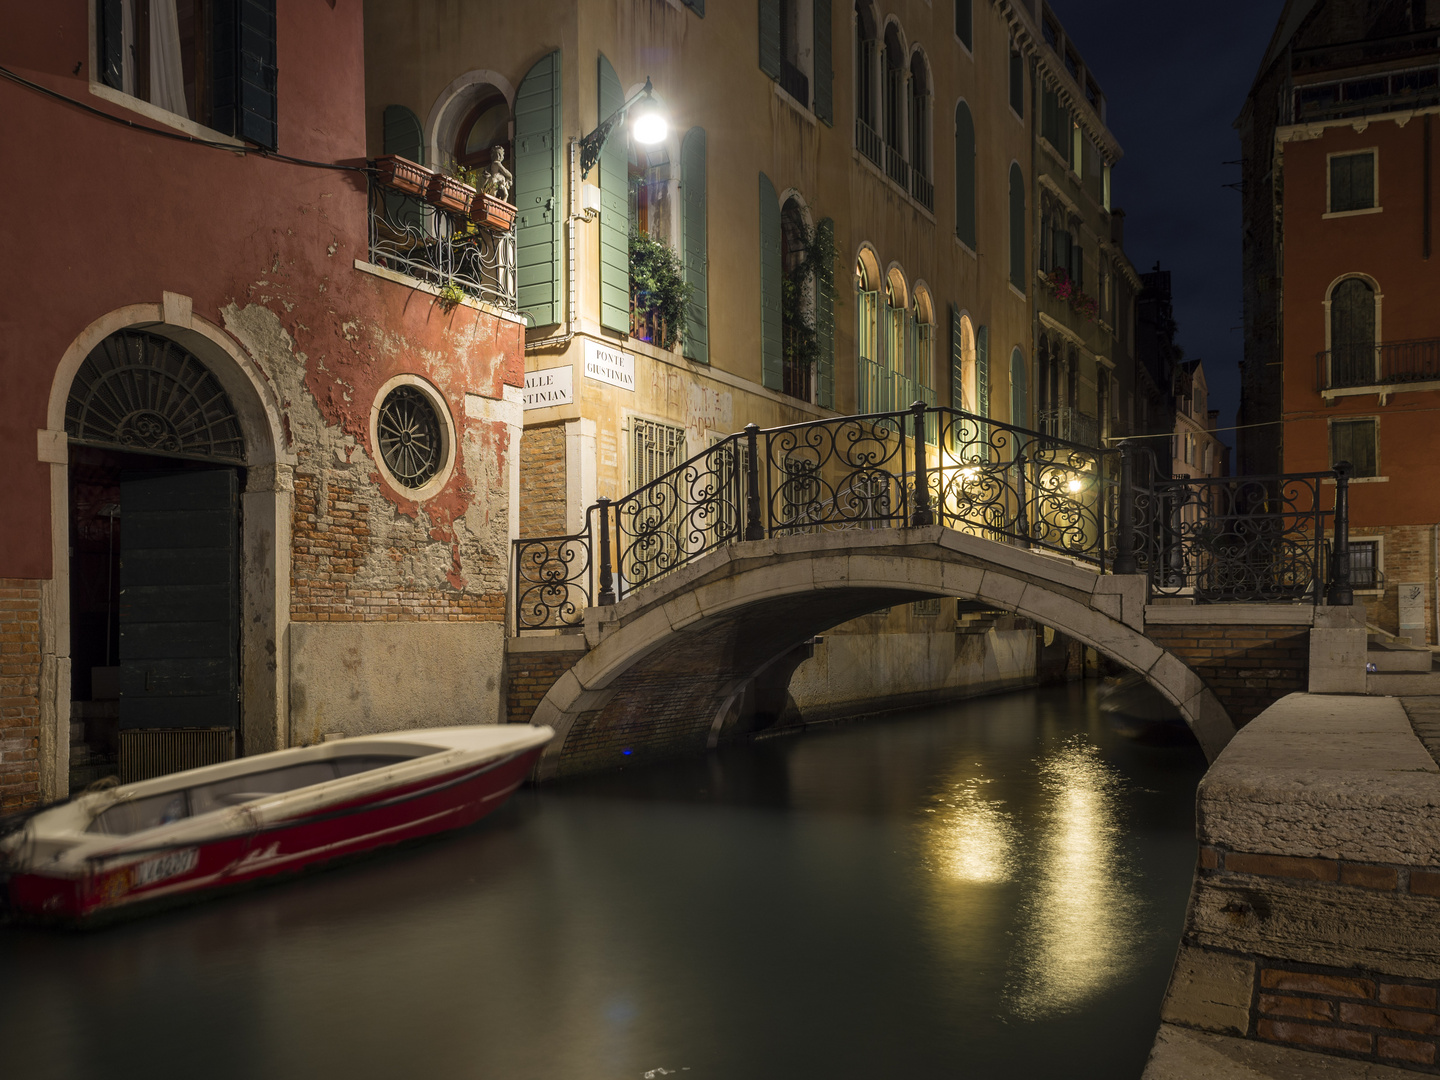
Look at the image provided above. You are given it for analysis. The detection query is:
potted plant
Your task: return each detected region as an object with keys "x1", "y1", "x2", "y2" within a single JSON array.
[
  {"x1": 425, "y1": 171, "x2": 477, "y2": 216},
  {"x1": 374, "y1": 154, "x2": 434, "y2": 197},
  {"x1": 629, "y1": 232, "x2": 693, "y2": 350}
]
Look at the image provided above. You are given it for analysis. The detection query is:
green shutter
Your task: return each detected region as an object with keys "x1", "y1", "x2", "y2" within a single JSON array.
[
  {"x1": 949, "y1": 303, "x2": 964, "y2": 411},
  {"x1": 598, "y1": 55, "x2": 630, "y2": 333},
  {"x1": 515, "y1": 51, "x2": 562, "y2": 328},
  {"x1": 955, "y1": 101, "x2": 976, "y2": 249},
  {"x1": 813, "y1": 0, "x2": 833, "y2": 124},
  {"x1": 815, "y1": 218, "x2": 836, "y2": 408},
  {"x1": 383, "y1": 105, "x2": 423, "y2": 162},
  {"x1": 759, "y1": 173, "x2": 782, "y2": 390},
  {"x1": 976, "y1": 325, "x2": 989, "y2": 417},
  {"x1": 759, "y1": 0, "x2": 781, "y2": 80},
  {"x1": 682, "y1": 127, "x2": 709, "y2": 364},
  {"x1": 1009, "y1": 163, "x2": 1026, "y2": 292}
]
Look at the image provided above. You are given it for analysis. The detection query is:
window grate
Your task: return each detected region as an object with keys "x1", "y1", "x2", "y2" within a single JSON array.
[
  {"x1": 1350, "y1": 540, "x2": 1380, "y2": 590},
  {"x1": 630, "y1": 417, "x2": 687, "y2": 489}
]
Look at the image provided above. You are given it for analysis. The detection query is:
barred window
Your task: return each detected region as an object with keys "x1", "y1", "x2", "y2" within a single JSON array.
[
  {"x1": 1350, "y1": 540, "x2": 1380, "y2": 590},
  {"x1": 630, "y1": 417, "x2": 687, "y2": 489},
  {"x1": 913, "y1": 598, "x2": 941, "y2": 616}
]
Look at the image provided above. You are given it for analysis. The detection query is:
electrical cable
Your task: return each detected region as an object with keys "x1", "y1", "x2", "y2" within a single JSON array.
[{"x1": 0, "y1": 62, "x2": 369, "y2": 173}]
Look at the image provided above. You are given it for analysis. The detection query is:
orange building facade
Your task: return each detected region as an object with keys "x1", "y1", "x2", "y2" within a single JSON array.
[{"x1": 1277, "y1": 57, "x2": 1440, "y2": 640}]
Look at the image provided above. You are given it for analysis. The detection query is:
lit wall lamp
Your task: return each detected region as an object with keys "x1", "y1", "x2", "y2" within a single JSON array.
[{"x1": 579, "y1": 76, "x2": 668, "y2": 180}]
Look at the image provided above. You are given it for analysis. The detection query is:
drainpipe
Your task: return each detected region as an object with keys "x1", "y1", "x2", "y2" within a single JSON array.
[
  {"x1": 526, "y1": 137, "x2": 592, "y2": 353},
  {"x1": 1432, "y1": 524, "x2": 1438, "y2": 646}
]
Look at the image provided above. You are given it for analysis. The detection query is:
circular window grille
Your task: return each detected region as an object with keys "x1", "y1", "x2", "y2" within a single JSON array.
[
  {"x1": 65, "y1": 330, "x2": 246, "y2": 463},
  {"x1": 377, "y1": 385, "x2": 444, "y2": 488}
]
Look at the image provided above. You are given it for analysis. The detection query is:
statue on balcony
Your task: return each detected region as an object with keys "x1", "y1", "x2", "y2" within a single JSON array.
[{"x1": 483, "y1": 147, "x2": 513, "y2": 204}]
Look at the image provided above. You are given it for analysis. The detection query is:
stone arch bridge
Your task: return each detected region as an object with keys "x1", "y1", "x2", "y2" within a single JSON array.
[{"x1": 507, "y1": 406, "x2": 1365, "y2": 780}]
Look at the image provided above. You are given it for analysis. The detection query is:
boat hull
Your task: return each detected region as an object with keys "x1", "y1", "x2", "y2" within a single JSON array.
[{"x1": 7, "y1": 744, "x2": 543, "y2": 924}]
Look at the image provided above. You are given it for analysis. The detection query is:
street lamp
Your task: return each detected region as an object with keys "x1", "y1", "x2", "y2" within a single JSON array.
[{"x1": 580, "y1": 76, "x2": 668, "y2": 179}]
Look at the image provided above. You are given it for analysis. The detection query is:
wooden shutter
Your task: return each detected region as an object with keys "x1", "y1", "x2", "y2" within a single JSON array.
[
  {"x1": 598, "y1": 55, "x2": 630, "y2": 333},
  {"x1": 759, "y1": 0, "x2": 781, "y2": 80},
  {"x1": 759, "y1": 173, "x2": 782, "y2": 390},
  {"x1": 949, "y1": 303, "x2": 964, "y2": 410},
  {"x1": 955, "y1": 101, "x2": 976, "y2": 249},
  {"x1": 815, "y1": 218, "x2": 836, "y2": 408},
  {"x1": 211, "y1": 0, "x2": 277, "y2": 148},
  {"x1": 682, "y1": 127, "x2": 709, "y2": 364},
  {"x1": 382, "y1": 106, "x2": 424, "y2": 162},
  {"x1": 97, "y1": 0, "x2": 123, "y2": 89},
  {"x1": 813, "y1": 0, "x2": 833, "y2": 124},
  {"x1": 976, "y1": 325, "x2": 990, "y2": 417},
  {"x1": 516, "y1": 51, "x2": 563, "y2": 328},
  {"x1": 1009, "y1": 163, "x2": 1026, "y2": 291}
]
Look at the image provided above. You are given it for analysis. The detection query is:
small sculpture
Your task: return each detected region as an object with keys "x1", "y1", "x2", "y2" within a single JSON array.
[{"x1": 484, "y1": 146, "x2": 513, "y2": 203}]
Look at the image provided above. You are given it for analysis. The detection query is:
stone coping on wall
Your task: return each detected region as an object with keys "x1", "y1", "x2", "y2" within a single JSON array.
[{"x1": 1147, "y1": 692, "x2": 1440, "y2": 1077}]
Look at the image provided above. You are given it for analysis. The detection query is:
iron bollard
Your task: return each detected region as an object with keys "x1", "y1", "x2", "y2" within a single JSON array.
[
  {"x1": 910, "y1": 400, "x2": 934, "y2": 526},
  {"x1": 1327, "y1": 461, "x2": 1353, "y2": 605},
  {"x1": 596, "y1": 497, "x2": 616, "y2": 606}
]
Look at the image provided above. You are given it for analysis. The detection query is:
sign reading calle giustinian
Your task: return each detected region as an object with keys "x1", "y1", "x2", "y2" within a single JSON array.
[
  {"x1": 583, "y1": 338, "x2": 636, "y2": 392},
  {"x1": 523, "y1": 366, "x2": 574, "y2": 410}
]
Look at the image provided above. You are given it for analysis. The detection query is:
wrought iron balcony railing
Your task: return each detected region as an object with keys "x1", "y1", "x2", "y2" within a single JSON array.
[
  {"x1": 1291, "y1": 61, "x2": 1440, "y2": 124},
  {"x1": 1038, "y1": 406, "x2": 1100, "y2": 446},
  {"x1": 1316, "y1": 338, "x2": 1440, "y2": 391},
  {"x1": 857, "y1": 119, "x2": 883, "y2": 168},
  {"x1": 367, "y1": 178, "x2": 517, "y2": 312},
  {"x1": 910, "y1": 170, "x2": 934, "y2": 212},
  {"x1": 885, "y1": 144, "x2": 910, "y2": 189}
]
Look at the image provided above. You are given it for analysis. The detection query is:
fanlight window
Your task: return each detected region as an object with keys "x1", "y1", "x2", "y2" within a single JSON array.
[
  {"x1": 65, "y1": 330, "x2": 245, "y2": 463},
  {"x1": 377, "y1": 385, "x2": 444, "y2": 489}
]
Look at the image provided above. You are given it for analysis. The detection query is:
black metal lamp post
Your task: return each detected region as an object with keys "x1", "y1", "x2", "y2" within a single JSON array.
[{"x1": 580, "y1": 76, "x2": 668, "y2": 179}]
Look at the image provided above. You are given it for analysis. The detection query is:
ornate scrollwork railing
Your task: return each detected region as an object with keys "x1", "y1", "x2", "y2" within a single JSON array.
[
  {"x1": 511, "y1": 407, "x2": 1356, "y2": 633},
  {"x1": 366, "y1": 179, "x2": 517, "y2": 312}
]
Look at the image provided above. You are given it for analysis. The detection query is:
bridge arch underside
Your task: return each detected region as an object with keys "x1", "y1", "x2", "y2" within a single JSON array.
[{"x1": 530, "y1": 528, "x2": 1237, "y2": 780}]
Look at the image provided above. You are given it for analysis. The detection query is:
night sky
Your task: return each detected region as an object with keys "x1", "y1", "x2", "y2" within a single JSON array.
[{"x1": 1046, "y1": 0, "x2": 1287, "y2": 452}]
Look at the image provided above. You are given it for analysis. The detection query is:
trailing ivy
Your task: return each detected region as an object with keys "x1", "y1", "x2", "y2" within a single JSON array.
[
  {"x1": 782, "y1": 219, "x2": 837, "y2": 370},
  {"x1": 629, "y1": 231, "x2": 693, "y2": 350}
]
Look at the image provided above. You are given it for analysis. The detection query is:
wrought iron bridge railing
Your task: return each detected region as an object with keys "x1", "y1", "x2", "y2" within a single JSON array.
[
  {"x1": 1316, "y1": 338, "x2": 1440, "y2": 392},
  {"x1": 513, "y1": 404, "x2": 1358, "y2": 632},
  {"x1": 367, "y1": 178, "x2": 517, "y2": 312}
]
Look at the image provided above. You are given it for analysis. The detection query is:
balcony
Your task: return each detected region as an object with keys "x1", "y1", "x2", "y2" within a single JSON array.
[
  {"x1": 1291, "y1": 61, "x2": 1440, "y2": 124},
  {"x1": 1038, "y1": 407, "x2": 1100, "y2": 446},
  {"x1": 367, "y1": 175, "x2": 516, "y2": 312},
  {"x1": 1316, "y1": 339, "x2": 1440, "y2": 395},
  {"x1": 910, "y1": 170, "x2": 934, "y2": 213},
  {"x1": 884, "y1": 144, "x2": 910, "y2": 190},
  {"x1": 856, "y1": 119, "x2": 883, "y2": 169},
  {"x1": 857, "y1": 356, "x2": 938, "y2": 442}
]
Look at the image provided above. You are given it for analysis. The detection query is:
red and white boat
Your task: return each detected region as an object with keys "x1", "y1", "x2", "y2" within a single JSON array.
[{"x1": 1, "y1": 724, "x2": 552, "y2": 924}]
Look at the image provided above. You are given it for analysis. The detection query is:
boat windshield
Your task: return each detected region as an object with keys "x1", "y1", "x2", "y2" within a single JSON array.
[{"x1": 86, "y1": 755, "x2": 423, "y2": 836}]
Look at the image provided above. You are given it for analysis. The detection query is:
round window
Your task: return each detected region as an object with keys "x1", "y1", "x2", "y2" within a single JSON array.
[{"x1": 376, "y1": 385, "x2": 444, "y2": 489}]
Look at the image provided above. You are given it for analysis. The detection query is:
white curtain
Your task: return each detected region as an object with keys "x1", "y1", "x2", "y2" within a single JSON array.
[{"x1": 149, "y1": 0, "x2": 189, "y2": 118}]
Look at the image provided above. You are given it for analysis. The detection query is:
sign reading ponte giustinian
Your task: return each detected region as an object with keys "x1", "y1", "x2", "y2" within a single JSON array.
[{"x1": 583, "y1": 338, "x2": 635, "y2": 392}]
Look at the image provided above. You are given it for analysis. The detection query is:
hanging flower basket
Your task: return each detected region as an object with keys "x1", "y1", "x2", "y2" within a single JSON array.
[
  {"x1": 373, "y1": 155, "x2": 433, "y2": 197},
  {"x1": 471, "y1": 193, "x2": 518, "y2": 232},
  {"x1": 425, "y1": 172, "x2": 477, "y2": 216}
]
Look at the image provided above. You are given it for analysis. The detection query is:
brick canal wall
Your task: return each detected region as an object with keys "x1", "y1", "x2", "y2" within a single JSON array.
[
  {"x1": 1145, "y1": 621, "x2": 1310, "y2": 728},
  {"x1": 506, "y1": 637, "x2": 587, "y2": 727},
  {"x1": 1146, "y1": 693, "x2": 1440, "y2": 1077},
  {"x1": 0, "y1": 579, "x2": 41, "y2": 812}
]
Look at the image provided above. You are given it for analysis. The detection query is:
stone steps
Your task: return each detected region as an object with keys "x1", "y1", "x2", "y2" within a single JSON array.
[
  {"x1": 1367, "y1": 644, "x2": 1434, "y2": 672},
  {"x1": 1367, "y1": 671, "x2": 1440, "y2": 695}
]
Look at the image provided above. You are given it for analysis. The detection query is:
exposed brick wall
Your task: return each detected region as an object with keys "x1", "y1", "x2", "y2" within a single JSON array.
[
  {"x1": 519, "y1": 424, "x2": 567, "y2": 539},
  {"x1": 0, "y1": 579, "x2": 41, "y2": 812},
  {"x1": 506, "y1": 646, "x2": 586, "y2": 725},
  {"x1": 1147, "y1": 624, "x2": 1309, "y2": 727},
  {"x1": 1197, "y1": 843, "x2": 1440, "y2": 1071},
  {"x1": 1355, "y1": 524, "x2": 1436, "y2": 642},
  {"x1": 291, "y1": 473, "x2": 504, "y2": 622}
]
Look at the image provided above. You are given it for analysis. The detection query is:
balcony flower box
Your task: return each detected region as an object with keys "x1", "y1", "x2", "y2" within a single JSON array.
[
  {"x1": 374, "y1": 155, "x2": 433, "y2": 197},
  {"x1": 471, "y1": 193, "x2": 518, "y2": 232},
  {"x1": 425, "y1": 172, "x2": 477, "y2": 216}
]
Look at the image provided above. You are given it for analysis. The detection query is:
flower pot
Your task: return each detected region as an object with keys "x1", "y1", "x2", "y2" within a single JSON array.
[
  {"x1": 374, "y1": 155, "x2": 433, "y2": 197},
  {"x1": 471, "y1": 193, "x2": 518, "y2": 232},
  {"x1": 425, "y1": 172, "x2": 477, "y2": 216}
]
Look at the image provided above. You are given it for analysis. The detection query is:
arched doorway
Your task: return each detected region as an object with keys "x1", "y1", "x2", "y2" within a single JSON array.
[
  {"x1": 42, "y1": 301, "x2": 290, "y2": 798},
  {"x1": 65, "y1": 329, "x2": 248, "y2": 785}
]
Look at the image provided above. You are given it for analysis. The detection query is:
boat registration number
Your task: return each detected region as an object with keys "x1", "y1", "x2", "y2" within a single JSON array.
[{"x1": 132, "y1": 848, "x2": 199, "y2": 889}]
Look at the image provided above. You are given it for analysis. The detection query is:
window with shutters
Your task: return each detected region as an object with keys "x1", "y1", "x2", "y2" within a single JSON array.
[
  {"x1": 629, "y1": 147, "x2": 673, "y2": 246},
  {"x1": 1040, "y1": 83, "x2": 1069, "y2": 158},
  {"x1": 781, "y1": 196, "x2": 815, "y2": 402},
  {"x1": 681, "y1": 128, "x2": 710, "y2": 365},
  {"x1": 764, "y1": 0, "x2": 830, "y2": 120},
  {"x1": 856, "y1": 2, "x2": 881, "y2": 164},
  {"x1": 855, "y1": 250, "x2": 882, "y2": 412},
  {"x1": 955, "y1": 101, "x2": 976, "y2": 249},
  {"x1": 1328, "y1": 277, "x2": 1378, "y2": 388},
  {"x1": 1009, "y1": 43, "x2": 1025, "y2": 118},
  {"x1": 1328, "y1": 150, "x2": 1378, "y2": 214},
  {"x1": 882, "y1": 25, "x2": 909, "y2": 188},
  {"x1": 955, "y1": 0, "x2": 972, "y2": 51},
  {"x1": 908, "y1": 52, "x2": 933, "y2": 210},
  {"x1": 779, "y1": 0, "x2": 811, "y2": 107},
  {"x1": 913, "y1": 286, "x2": 935, "y2": 390},
  {"x1": 94, "y1": 0, "x2": 277, "y2": 147},
  {"x1": 952, "y1": 310, "x2": 976, "y2": 413},
  {"x1": 1329, "y1": 417, "x2": 1379, "y2": 478},
  {"x1": 1008, "y1": 163, "x2": 1026, "y2": 292},
  {"x1": 884, "y1": 269, "x2": 908, "y2": 377}
]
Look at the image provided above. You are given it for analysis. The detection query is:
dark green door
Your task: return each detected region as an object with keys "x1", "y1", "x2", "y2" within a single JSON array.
[{"x1": 119, "y1": 470, "x2": 240, "y2": 731}]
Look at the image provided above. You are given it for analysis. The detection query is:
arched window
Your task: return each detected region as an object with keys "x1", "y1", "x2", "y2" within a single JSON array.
[
  {"x1": 1009, "y1": 162, "x2": 1026, "y2": 291},
  {"x1": 855, "y1": 249, "x2": 882, "y2": 411},
  {"x1": 955, "y1": 101, "x2": 976, "y2": 249},
  {"x1": 629, "y1": 145, "x2": 672, "y2": 245},
  {"x1": 909, "y1": 52, "x2": 932, "y2": 208},
  {"x1": 883, "y1": 25, "x2": 907, "y2": 183},
  {"x1": 1330, "y1": 277, "x2": 1377, "y2": 388},
  {"x1": 453, "y1": 88, "x2": 511, "y2": 169},
  {"x1": 884, "y1": 267, "x2": 909, "y2": 377},
  {"x1": 781, "y1": 195, "x2": 814, "y2": 401},
  {"x1": 855, "y1": 3, "x2": 881, "y2": 165},
  {"x1": 914, "y1": 286, "x2": 935, "y2": 389},
  {"x1": 953, "y1": 312, "x2": 976, "y2": 412}
]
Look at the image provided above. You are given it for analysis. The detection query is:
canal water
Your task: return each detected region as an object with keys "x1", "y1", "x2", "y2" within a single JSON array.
[{"x1": 1, "y1": 684, "x2": 1206, "y2": 1080}]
